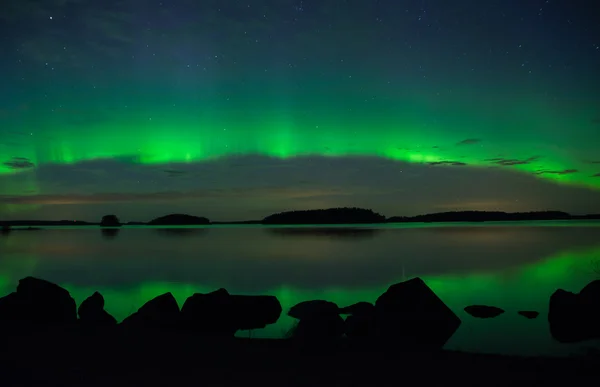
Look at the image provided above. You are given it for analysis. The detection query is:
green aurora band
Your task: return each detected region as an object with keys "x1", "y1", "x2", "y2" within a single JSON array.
[{"x1": 1, "y1": 84, "x2": 599, "y2": 192}]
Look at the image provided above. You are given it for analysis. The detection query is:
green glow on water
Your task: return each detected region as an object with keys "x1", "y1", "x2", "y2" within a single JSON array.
[
  {"x1": 32, "y1": 244, "x2": 599, "y2": 355},
  {"x1": 0, "y1": 223, "x2": 599, "y2": 355}
]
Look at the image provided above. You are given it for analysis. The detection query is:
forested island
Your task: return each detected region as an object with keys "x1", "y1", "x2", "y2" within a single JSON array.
[
  {"x1": 262, "y1": 207, "x2": 386, "y2": 224},
  {"x1": 385, "y1": 210, "x2": 600, "y2": 223},
  {"x1": 147, "y1": 214, "x2": 210, "y2": 226}
]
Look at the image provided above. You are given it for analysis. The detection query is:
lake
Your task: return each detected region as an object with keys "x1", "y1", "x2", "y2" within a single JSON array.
[{"x1": 1, "y1": 221, "x2": 599, "y2": 356}]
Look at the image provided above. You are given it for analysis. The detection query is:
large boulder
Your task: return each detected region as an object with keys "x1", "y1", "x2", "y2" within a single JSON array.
[
  {"x1": 288, "y1": 300, "x2": 344, "y2": 340},
  {"x1": 344, "y1": 314, "x2": 376, "y2": 338},
  {"x1": 548, "y1": 280, "x2": 600, "y2": 343},
  {"x1": 518, "y1": 311, "x2": 539, "y2": 319},
  {"x1": 120, "y1": 292, "x2": 180, "y2": 331},
  {"x1": 340, "y1": 302, "x2": 376, "y2": 338},
  {"x1": 0, "y1": 277, "x2": 77, "y2": 328},
  {"x1": 180, "y1": 289, "x2": 282, "y2": 335},
  {"x1": 230, "y1": 295, "x2": 282, "y2": 331},
  {"x1": 339, "y1": 301, "x2": 374, "y2": 316},
  {"x1": 78, "y1": 291, "x2": 117, "y2": 328},
  {"x1": 374, "y1": 277, "x2": 461, "y2": 349},
  {"x1": 181, "y1": 289, "x2": 236, "y2": 335}
]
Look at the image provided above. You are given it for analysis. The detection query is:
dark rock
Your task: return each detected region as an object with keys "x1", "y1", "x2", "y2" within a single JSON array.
[
  {"x1": 464, "y1": 305, "x2": 505, "y2": 319},
  {"x1": 293, "y1": 314, "x2": 345, "y2": 340},
  {"x1": 230, "y1": 295, "x2": 282, "y2": 331},
  {"x1": 288, "y1": 300, "x2": 344, "y2": 340},
  {"x1": 0, "y1": 277, "x2": 77, "y2": 328},
  {"x1": 120, "y1": 292, "x2": 180, "y2": 331},
  {"x1": 518, "y1": 311, "x2": 539, "y2": 319},
  {"x1": 549, "y1": 280, "x2": 600, "y2": 343},
  {"x1": 78, "y1": 291, "x2": 117, "y2": 327},
  {"x1": 344, "y1": 313, "x2": 376, "y2": 338},
  {"x1": 580, "y1": 280, "x2": 600, "y2": 304},
  {"x1": 339, "y1": 302, "x2": 377, "y2": 338},
  {"x1": 339, "y1": 302, "x2": 374, "y2": 315},
  {"x1": 288, "y1": 300, "x2": 340, "y2": 319},
  {"x1": 374, "y1": 277, "x2": 461, "y2": 349},
  {"x1": 181, "y1": 289, "x2": 235, "y2": 335},
  {"x1": 0, "y1": 293, "x2": 24, "y2": 323},
  {"x1": 181, "y1": 289, "x2": 282, "y2": 335}
]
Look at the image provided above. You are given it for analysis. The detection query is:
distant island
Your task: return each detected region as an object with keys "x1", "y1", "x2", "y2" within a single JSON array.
[
  {"x1": 100, "y1": 215, "x2": 121, "y2": 227},
  {"x1": 147, "y1": 214, "x2": 210, "y2": 226},
  {"x1": 1, "y1": 208, "x2": 600, "y2": 229},
  {"x1": 386, "y1": 210, "x2": 600, "y2": 223},
  {"x1": 262, "y1": 207, "x2": 386, "y2": 224}
]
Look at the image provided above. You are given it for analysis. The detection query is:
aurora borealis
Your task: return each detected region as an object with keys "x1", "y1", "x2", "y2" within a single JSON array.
[{"x1": 1, "y1": 0, "x2": 599, "y2": 221}]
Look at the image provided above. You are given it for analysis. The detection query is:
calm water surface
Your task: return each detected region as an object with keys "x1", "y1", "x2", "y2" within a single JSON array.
[{"x1": 1, "y1": 221, "x2": 600, "y2": 356}]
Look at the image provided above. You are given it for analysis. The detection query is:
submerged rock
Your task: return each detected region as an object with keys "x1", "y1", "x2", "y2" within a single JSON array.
[
  {"x1": 375, "y1": 277, "x2": 461, "y2": 349},
  {"x1": 464, "y1": 305, "x2": 505, "y2": 319},
  {"x1": 517, "y1": 310, "x2": 539, "y2": 319},
  {"x1": 549, "y1": 280, "x2": 600, "y2": 343}
]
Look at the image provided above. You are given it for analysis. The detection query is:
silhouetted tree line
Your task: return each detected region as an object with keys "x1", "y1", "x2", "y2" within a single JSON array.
[
  {"x1": 387, "y1": 210, "x2": 575, "y2": 223},
  {"x1": 1, "y1": 209, "x2": 599, "y2": 228},
  {"x1": 262, "y1": 207, "x2": 386, "y2": 224},
  {"x1": 100, "y1": 215, "x2": 121, "y2": 227},
  {"x1": 148, "y1": 214, "x2": 210, "y2": 225}
]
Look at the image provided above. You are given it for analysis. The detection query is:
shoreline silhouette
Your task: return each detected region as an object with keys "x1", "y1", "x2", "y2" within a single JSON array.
[
  {"x1": 1, "y1": 208, "x2": 599, "y2": 229},
  {"x1": 1, "y1": 276, "x2": 599, "y2": 385}
]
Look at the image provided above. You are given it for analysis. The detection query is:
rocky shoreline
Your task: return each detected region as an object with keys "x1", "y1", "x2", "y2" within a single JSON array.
[{"x1": 1, "y1": 276, "x2": 599, "y2": 385}]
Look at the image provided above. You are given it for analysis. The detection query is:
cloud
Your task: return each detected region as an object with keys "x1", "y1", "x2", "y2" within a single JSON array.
[
  {"x1": 3, "y1": 157, "x2": 35, "y2": 170},
  {"x1": 434, "y1": 200, "x2": 518, "y2": 211},
  {"x1": 485, "y1": 156, "x2": 540, "y2": 166},
  {"x1": 427, "y1": 161, "x2": 468, "y2": 166},
  {"x1": 456, "y1": 138, "x2": 481, "y2": 145},
  {"x1": 534, "y1": 169, "x2": 578, "y2": 175},
  {"x1": 0, "y1": 185, "x2": 384, "y2": 206},
  {"x1": 0, "y1": 191, "x2": 203, "y2": 205},
  {"x1": 163, "y1": 169, "x2": 187, "y2": 177}
]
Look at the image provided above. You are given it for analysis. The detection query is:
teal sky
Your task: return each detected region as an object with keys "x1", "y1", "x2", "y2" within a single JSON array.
[{"x1": 1, "y1": 0, "x2": 599, "y2": 221}]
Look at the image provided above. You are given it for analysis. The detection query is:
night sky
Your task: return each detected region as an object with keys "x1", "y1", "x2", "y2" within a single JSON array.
[{"x1": 1, "y1": 0, "x2": 599, "y2": 222}]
